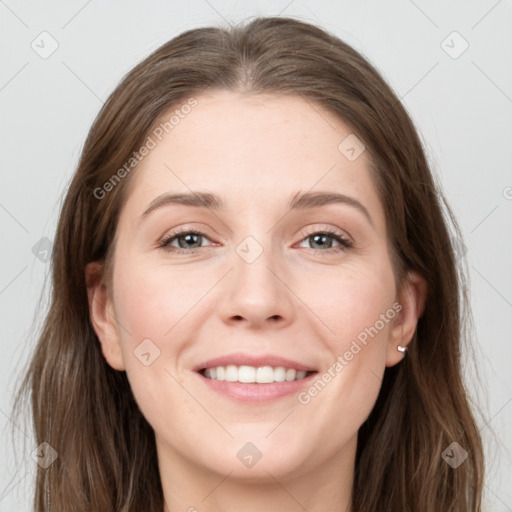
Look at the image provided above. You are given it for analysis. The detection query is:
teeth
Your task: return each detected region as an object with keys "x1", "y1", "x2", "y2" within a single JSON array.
[
  {"x1": 239, "y1": 365, "x2": 256, "y2": 383},
  {"x1": 225, "y1": 365, "x2": 238, "y2": 382},
  {"x1": 203, "y1": 365, "x2": 310, "y2": 383}
]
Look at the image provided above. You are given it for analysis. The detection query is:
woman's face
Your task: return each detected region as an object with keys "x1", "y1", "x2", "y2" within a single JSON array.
[{"x1": 88, "y1": 91, "x2": 423, "y2": 485}]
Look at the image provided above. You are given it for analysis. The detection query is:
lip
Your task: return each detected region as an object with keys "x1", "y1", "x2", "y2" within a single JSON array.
[
  {"x1": 192, "y1": 352, "x2": 317, "y2": 372},
  {"x1": 192, "y1": 352, "x2": 318, "y2": 402},
  {"x1": 195, "y1": 371, "x2": 318, "y2": 402}
]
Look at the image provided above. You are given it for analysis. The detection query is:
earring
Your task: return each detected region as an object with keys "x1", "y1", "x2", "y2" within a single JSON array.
[{"x1": 397, "y1": 345, "x2": 407, "y2": 353}]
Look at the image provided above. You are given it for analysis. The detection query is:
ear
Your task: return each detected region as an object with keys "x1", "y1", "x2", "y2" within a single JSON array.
[
  {"x1": 386, "y1": 270, "x2": 427, "y2": 367},
  {"x1": 85, "y1": 261, "x2": 126, "y2": 371}
]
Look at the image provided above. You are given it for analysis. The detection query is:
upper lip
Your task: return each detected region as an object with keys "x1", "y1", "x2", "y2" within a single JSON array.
[{"x1": 193, "y1": 353, "x2": 317, "y2": 372}]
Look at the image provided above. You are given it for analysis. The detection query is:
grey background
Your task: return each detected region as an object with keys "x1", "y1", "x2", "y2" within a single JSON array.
[{"x1": 1, "y1": 0, "x2": 511, "y2": 510}]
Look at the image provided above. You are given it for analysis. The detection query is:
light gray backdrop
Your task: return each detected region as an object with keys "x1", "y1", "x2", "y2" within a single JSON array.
[{"x1": 1, "y1": 0, "x2": 511, "y2": 510}]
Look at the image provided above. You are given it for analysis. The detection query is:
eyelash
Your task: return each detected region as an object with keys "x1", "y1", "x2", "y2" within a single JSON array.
[{"x1": 158, "y1": 226, "x2": 353, "y2": 255}]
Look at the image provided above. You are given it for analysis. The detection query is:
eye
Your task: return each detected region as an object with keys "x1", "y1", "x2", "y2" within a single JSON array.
[
  {"x1": 158, "y1": 227, "x2": 353, "y2": 254},
  {"x1": 297, "y1": 228, "x2": 353, "y2": 253},
  {"x1": 159, "y1": 229, "x2": 214, "y2": 253}
]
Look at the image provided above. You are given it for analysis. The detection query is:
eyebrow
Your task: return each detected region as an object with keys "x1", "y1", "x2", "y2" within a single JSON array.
[{"x1": 141, "y1": 190, "x2": 373, "y2": 226}]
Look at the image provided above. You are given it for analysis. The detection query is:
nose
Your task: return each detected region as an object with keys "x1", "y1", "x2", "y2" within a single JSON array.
[{"x1": 218, "y1": 240, "x2": 296, "y2": 330}]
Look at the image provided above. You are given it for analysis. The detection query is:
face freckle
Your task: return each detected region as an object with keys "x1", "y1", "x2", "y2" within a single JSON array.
[{"x1": 104, "y1": 90, "x2": 403, "y2": 487}]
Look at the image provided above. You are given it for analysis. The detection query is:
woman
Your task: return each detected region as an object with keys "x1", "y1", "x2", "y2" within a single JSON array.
[{"x1": 13, "y1": 16, "x2": 484, "y2": 511}]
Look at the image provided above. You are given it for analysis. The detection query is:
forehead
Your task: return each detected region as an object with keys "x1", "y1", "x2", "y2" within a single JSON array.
[{"x1": 120, "y1": 91, "x2": 384, "y2": 227}]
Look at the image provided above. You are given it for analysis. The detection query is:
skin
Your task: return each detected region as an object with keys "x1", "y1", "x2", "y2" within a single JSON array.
[{"x1": 86, "y1": 91, "x2": 426, "y2": 512}]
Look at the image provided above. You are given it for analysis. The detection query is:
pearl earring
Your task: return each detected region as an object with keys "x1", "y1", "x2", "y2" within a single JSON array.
[{"x1": 397, "y1": 345, "x2": 407, "y2": 353}]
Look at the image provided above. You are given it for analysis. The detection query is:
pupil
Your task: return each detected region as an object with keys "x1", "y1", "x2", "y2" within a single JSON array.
[
  {"x1": 312, "y1": 234, "x2": 330, "y2": 249},
  {"x1": 179, "y1": 233, "x2": 200, "y2": 248}
]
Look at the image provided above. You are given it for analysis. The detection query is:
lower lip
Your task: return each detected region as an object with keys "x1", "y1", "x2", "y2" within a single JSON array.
[{"x1": 196, "y1": 371, "x2": 318, "y2": 402}]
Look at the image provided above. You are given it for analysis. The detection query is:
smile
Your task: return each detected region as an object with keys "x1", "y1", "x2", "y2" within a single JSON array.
[
  {"x1": 193, "y1": 353, "x2": 319, "y2": 402},
  {"x1": 201, "y1": 365, "x2": 315, "y2": 383}
]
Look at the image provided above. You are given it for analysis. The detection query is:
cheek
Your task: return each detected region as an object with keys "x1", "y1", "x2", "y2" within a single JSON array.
[
  {"x1": 112, "y1": 257, "x2": 209, "y2": 350},
  {"x1": 305, "y1": 262, "x2": 397, "y2": 352},
  {"x1": 296, "y1": 265, "x2": 396, "y2": 423},
  {"x1": 110, "y1": 259, "x2": 204, "y2": 433}
]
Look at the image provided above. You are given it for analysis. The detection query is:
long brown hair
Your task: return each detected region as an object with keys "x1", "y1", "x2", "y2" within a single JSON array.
[{"x1": 12, "y1": 16, "x2": 484, "y2": 511}]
